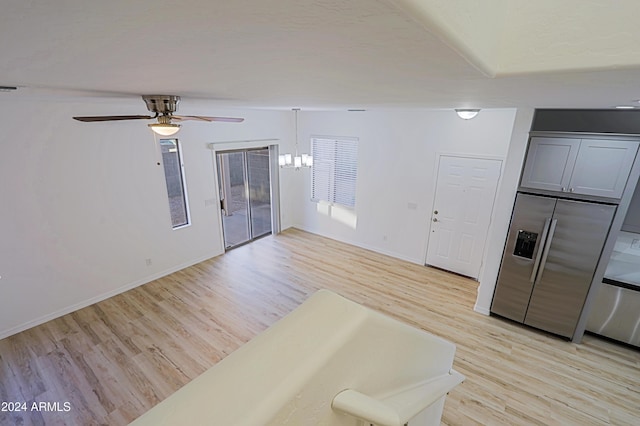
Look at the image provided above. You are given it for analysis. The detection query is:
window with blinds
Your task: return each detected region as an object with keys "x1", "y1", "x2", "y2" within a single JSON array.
[
  {"x1": 160, "y1": 138, "x2": 190, "y2": 228},
  {"x1": 311, "y1": 137, "x2": 359, "y2": 208}
]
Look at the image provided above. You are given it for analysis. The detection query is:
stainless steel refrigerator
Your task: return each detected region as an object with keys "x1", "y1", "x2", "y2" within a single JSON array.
[{"x1": 491, "y1": 193, "x2": 616, "y2": 338}]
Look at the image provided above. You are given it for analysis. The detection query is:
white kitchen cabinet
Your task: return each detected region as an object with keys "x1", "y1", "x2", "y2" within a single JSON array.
[
  {"x1": 520, "y1": 137, "x2": 580, "y2": 193},
  {"x1": 521, "y1": 137, "x2": 639, "y2": 199},
  {"x1": 570, "y1": 139, "x2": 639, "y2": 198}
]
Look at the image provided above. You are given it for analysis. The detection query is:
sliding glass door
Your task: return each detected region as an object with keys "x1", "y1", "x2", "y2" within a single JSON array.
[
  {"x1": 246, "y1": 149, "x2": 272, "y2": 238},
  {"x1": 216, "y1": 148, "x2": 272, "y2": 249}
]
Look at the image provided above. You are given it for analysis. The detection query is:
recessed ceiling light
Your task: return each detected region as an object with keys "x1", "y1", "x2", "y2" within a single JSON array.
[{"x1": 615, "y1": 105, "x2": 635, "y2": 109}]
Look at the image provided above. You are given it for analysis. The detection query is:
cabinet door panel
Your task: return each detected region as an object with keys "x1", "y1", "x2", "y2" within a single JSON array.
[
  {"x1": 520, "y1": 137, "x2": 580, "y2": 192},
  {"x1": 569, "y1": 139, "x2": 639, "y2": 198}
]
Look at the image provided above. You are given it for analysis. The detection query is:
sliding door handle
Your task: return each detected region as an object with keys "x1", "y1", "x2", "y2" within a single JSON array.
[
  {"x1": 534, "y1": 218, "x2": 557, "y2": 285},
  {"x1": 530, "y1": 218, "x2": 552, "y2": 283}
]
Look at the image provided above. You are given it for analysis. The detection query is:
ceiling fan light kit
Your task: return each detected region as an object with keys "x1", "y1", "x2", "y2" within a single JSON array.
[
  {"x1": 148, "y1": 123, "x2": 181, "y2": 136},
  {"x1": 72, "y1": 95, "x2": 244, "y2": 135},
  {"x1": 147, "y1": 112, "x2": 181, "y2": 135}
]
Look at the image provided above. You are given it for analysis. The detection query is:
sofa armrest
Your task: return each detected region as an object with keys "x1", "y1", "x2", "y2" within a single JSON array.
[{"x1": 332, "y1": 369, "x2": 465, "y2": 426}]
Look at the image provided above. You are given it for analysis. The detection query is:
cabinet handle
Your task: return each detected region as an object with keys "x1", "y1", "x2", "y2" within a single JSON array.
[
  {"x1": 561, "y1": 187, "x2": 566, "y2": 192},
  {"x1": 569, "y1": 187, "x2": 574, "y2": 193}
]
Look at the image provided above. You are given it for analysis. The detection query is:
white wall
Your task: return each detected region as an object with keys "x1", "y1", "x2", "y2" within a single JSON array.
[
  {"x1": 0, "y1": 98, "x2": 528, "y2": 339},
  {"x1": 0, "y1": 96, "x2": 294, "y2": 338},
  {"x1": 475, "y1": 108, "x2": 534, "y2": 313},
  {"x1": 292, "y1": 109, "x2": 519, "y2": 266}
]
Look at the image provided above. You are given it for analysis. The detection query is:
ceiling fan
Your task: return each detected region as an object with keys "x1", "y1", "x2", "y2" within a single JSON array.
[{"x1": 73, "y1": 95, "x2": 244, "y2": 136}]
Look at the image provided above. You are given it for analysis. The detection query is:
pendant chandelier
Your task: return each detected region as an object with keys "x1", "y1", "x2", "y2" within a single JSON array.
[{"x1": 279, "y1": 108, "x2": 313, "y2": 169}]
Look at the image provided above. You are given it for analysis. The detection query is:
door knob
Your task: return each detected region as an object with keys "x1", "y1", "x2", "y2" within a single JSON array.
[{"x1": 434, "y1": 210, "x2": 438, "y2": 214}]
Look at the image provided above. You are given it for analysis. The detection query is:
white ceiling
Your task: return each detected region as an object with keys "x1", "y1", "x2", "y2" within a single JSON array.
[{"x1": 3, "y1": 0, "x2": 640, "y2": 110}]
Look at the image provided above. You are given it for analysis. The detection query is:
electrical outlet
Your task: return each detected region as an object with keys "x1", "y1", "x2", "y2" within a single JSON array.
[
  {"x1": 145, "y1": 258, "x2": 152, "y2": 266},
  {"x1": 631, "y1": 239, "x2": 640, "y2": 250}
]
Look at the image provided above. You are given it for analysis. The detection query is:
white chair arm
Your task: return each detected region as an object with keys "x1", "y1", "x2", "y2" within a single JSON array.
[{"x1": 332, "y1": 369, "x2": 464, "y2": 426}]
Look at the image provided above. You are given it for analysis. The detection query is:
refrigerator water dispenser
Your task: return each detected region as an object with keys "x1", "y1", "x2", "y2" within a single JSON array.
[{"x1": 514, "y1": 230, "x2": 538, "y2": 259}]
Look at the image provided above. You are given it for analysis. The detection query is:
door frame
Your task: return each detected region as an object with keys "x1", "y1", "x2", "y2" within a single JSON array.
[
  {"x1": 423, "y1": 152, "x2": 505, "y2": 279},
  {"x1": 208, "y1": 140, "x2": 281, "y2": 252}
]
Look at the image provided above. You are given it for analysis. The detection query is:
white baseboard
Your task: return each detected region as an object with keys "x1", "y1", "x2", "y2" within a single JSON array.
[
  {"x1": 0, "y1": 250, "x2": 223, "y2": 340},
  {"x1": 473, "y1": 304, "x2": 491, "y2": 316},
  {"x1": 291, "y1": 226, "x2": 424, "y2": 265}
]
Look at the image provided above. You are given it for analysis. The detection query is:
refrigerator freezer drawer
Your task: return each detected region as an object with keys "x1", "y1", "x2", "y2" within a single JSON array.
[{"x1": 586, "y1": 283, "x2": 640, "y2": 347}]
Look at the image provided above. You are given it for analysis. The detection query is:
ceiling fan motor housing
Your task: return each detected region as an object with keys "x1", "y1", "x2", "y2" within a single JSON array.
[{"x1": 143, "y1": 95, "x2": 180, "y2": 114}]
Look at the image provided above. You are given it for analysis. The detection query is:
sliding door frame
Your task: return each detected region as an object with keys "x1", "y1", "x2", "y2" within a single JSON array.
[{"x1": 211, "y1": 143, "x2": 281, "y2": 251}]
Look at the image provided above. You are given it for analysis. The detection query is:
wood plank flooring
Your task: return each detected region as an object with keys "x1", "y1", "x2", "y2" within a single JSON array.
[{"x1": 1, "y1": 228, "x2": 638, "y2": 425}]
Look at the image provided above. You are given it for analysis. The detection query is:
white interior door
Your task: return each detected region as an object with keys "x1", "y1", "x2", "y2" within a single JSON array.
[{"x1": 426, "y1": 155, "x2": 502, "y2": 279}]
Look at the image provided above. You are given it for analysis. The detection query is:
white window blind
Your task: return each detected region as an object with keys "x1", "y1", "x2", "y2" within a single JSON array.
[
  {"x1": 311, "y1": 137, "x2": 359, "y2": 208},
  {"x1": 160, "y1": 138, "x2": 190, "y2": 228}
]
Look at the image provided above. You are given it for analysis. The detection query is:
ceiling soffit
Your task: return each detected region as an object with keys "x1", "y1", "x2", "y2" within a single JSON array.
[{"x1": 392, "y1": 0, "x2": 640, "y2": 76}]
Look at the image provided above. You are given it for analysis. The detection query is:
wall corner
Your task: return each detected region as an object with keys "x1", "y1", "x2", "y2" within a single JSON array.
[{"x1": 475, "y1": 107, "x2": 534, "y2": 314}]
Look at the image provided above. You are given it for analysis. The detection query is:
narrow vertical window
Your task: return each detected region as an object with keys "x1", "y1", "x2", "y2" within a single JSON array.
[
  {"x1": 311, "y1": 137, "x2": 359, "y2": 208},
  {"x1": 160, "y1": 138, "x2": 190, "y2": 228}
]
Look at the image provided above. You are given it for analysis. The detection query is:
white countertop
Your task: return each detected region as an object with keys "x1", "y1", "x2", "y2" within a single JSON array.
[{"x1": 604, "y1": 231, "x2": 640, "y2": 287}]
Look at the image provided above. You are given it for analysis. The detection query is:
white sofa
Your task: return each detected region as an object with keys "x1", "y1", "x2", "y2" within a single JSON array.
[{"x1": 130, "y1": 289, "x2": 464, "y2": 426}]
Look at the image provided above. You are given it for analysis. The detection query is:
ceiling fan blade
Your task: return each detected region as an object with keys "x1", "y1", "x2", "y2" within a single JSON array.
[
  {"x1": 73, "y1": 115, "x2": 154, "y2": 122},
  {"x1": 172, "y1": 115, "x2": 244, "y2": 123}
]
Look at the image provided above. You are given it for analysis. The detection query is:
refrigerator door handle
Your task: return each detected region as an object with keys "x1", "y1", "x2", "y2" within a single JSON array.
[
  {"x1": 529, "y1": 218, "x2": 552, "y2": 283},
  {"x1": 533, "y1": 218, "x2": 558, "y2": 285}
]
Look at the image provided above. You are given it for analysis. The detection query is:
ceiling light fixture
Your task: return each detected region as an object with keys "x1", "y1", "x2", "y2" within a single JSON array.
[
  {"x1": 455, "y1": 109, "x2": 480, "y2": 120},
  {"x1": 148, "y1": 114, "x2": 181, "y2": 136},
  {"x1": 148, "y1": 123, "x2": 181, "y2": 136},
  {"x1": 279, "y1": 108, "x2": 312, "y2": 170}
]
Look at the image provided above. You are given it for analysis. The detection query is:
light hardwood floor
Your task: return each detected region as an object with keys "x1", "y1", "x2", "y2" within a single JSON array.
[{"x1": 1, "y1": 229, "x2": 639, "y2": 425}]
